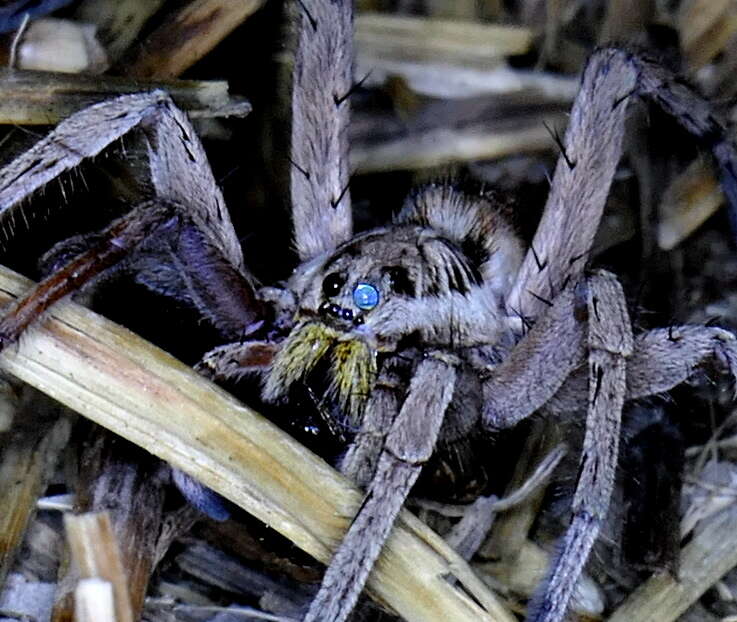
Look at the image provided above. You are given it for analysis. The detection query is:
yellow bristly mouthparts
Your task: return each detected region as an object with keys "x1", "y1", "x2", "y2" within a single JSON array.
[
  {"x1": 330, "y1": 338, "x2": 377, "y2": 422},
  {"x1": 263, "y1": 322, "x2": 337, "y2": 402}
]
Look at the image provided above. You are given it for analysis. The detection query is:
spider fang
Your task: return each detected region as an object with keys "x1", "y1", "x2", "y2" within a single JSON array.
[
  {"x1": 263, "y1": 321, "x2": 377, "y2": 421},
  {"x1": 329, "y1": 338, "x2": 377, "y2": 419},
  {"x1": 263, "y1": 322, "x2": 336, "y2": 402}
]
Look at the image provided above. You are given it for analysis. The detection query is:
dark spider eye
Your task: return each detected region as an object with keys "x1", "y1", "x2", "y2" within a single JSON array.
[
  {"x1": 385, "y1": 266, "x2": 415, "y2": 296},
  {"x1": 353, "y1": 283, "x2": 379, "y2": 310},
  {"x1": 322, "y1": 272, "x2": 345, "y2": 297}
]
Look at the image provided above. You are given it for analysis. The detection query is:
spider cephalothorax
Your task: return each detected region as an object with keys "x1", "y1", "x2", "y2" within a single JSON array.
[{"x1": 264, "y1": 183, "x2": 524, "y2": 421}]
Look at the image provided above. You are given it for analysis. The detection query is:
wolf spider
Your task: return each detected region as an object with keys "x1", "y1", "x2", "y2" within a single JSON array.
[{"x1": 1, "y1": 2, "x2": 737, "y2": 622}]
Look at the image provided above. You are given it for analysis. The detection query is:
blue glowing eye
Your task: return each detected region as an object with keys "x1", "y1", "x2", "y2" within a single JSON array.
[{"x1": 352, "y1": 283, "x2": 379, "y2": 310}]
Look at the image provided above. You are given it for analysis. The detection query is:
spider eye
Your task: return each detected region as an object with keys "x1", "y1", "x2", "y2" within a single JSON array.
[
  {"x1": 322, "y1": 272, "x2": 345, "y2": 297},
  {"x1": 352, "y1": 283, "x2": 379, "y2": 310},
  {"x1": 385, "y1": 266, "x2": 415, "y2": 296}
]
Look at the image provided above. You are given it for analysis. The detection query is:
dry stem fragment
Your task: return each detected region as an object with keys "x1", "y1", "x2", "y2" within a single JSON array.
[
  {"x1": 64, "y1": 512, "x2": 134, "y2": 622},
  {"x1": 123, "y1": 0, "x2": 266, "y2": 79},
  {"x1": 0, "y1": 69, "x2": 250, "y2": 125}
]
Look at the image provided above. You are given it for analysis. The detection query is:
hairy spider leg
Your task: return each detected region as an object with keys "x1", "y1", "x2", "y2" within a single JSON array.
[
  {"x1": 304, "y1": 351, "x2": 458, "y2": 622},
  {"x1": 0, "y1": 91, "x2": 264, "y2": 349},
  {"x1": 0, "y1": 199, "x2": 175, "y2": 347}
]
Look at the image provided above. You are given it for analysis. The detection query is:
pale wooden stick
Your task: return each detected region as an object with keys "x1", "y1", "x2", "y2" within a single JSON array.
[
  {"x1": 607, "y1": 505, "x2": 737, "y2": 622},
  {"x1": 352, "y1": 114, "x2": 566, "y2": 174},
  {"x1": 123, "y1": 0, "x2": 265, "y2": 79},
  {"x1": 355, "y1": 13, "x2": 532, "y2": 65},
  {"x1": 74, "y1": 578, "x2": 116, "y2": 622},
  {"x1": 0, "y1": 69, "x2": 250, "y2": 124},
  {"x1": 65, "y1": 512, "x2": 133, "y2": 622},
  {"x1": 0, "y1": 389, "x2": 71, "y2": 585}
]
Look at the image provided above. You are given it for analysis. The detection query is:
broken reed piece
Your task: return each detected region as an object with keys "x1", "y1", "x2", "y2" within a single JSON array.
[
  {"x1": 657, "y1": 157, "x2": 724, "y2": 250},
  {"x1": 352, "y1": 110, "x2": 569, "y2": 173},
  {"x1": 607, "y1": 501, "x2": 737, "y2": 622},
  {"x1": 74, "y1": 577, "x2": 117, "y2": 622},
  {"x1": 0, "y1": 68, "x2": 251, "y2": 124},
  {"x1": 122, "y1": 0, "x2": 266, "y2": 79},
  {"x1": 62, "y1": 428, "x2": 171, "y2": 621},
  {"x1": 0, "y1": 388, "x2": 71, "y2": 586},
  {"x1": 355, "y1": 13, "x2": 533, "y2": 66},
  {"x1": 64, "y1": 512, "x2": 134, "y2": 622},
  {"x1": 355, "y1": 59, "x2": 579, "y2": 100},
  {"x1": 0, "y1": 263, "x2": 513, "y2": 622},
  {"x1": 350, "y1": 14, "x2": 574, "y2": 173}
]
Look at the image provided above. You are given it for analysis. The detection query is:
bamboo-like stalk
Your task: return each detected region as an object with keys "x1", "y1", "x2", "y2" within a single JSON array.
[
  {"x1": 352, "y1": 113, "x2": 567, "y2": 173},
  {"x1": 0, "y1": 264, "x2": 514, "y2": 622},
  {"x1": 356, "y1": 13, "x2": 532, "y2": 66},
  {"x1": 73, "y1": 578, "x2": 116, "y2": 622},
  {"x1": 65, "y1": 512, "x2": 133, "y2": 622},
  {"x1": 0, "y1": 69, "x2": 250, "y2": 125},
  {"x1": 123, "y1": 0, "x2": 266, "y2": 79},
  {"x1": 657, "y1": 158, "x2": 724, "y2": 250},
  {"x1": 0, "y1": 391, "x2": 71, "y2": 585},
  {"x1": 607, "y1": 505, "x2": 737, "y2": 622}
]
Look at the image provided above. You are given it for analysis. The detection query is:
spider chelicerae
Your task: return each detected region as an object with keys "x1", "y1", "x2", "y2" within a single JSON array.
[{"x1": 1, "y1": 2, "x2": 737, "y2": 622}]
